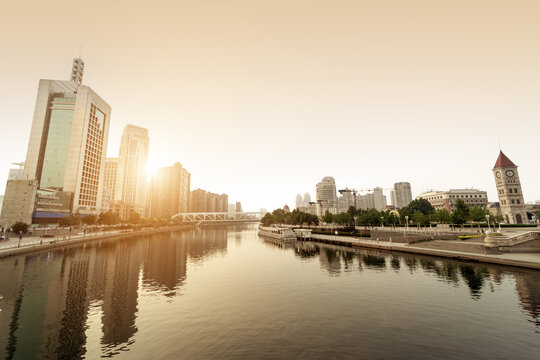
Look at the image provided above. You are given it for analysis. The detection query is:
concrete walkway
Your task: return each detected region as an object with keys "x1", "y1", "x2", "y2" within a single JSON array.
[{"x1": 309, "y1": 234, "x2": 540, "y2": 270}]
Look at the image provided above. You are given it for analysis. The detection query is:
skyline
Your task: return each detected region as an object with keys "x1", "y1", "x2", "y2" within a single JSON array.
[{"x1": 1, "y1": 0, "x2": 539, "y2": 211}]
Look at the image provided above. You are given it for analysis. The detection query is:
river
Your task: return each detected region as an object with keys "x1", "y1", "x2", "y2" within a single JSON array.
[{"x1": 0, "y1": 224, "x2": 538, "y2": 359}]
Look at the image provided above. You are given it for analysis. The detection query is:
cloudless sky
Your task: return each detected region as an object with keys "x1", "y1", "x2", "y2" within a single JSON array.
[{"x1": 1, "y1": 0, "x2": 539, "y2": 211}]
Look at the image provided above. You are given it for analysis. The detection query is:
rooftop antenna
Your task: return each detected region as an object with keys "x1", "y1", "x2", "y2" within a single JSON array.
[{"x1": 498, "y1": 138, "x2": 502, "y2": 152}]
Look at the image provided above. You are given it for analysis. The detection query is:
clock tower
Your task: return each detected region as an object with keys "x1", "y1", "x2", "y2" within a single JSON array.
[{"x1": 493, "y1": 151, "x2": 527, "y2": 224}]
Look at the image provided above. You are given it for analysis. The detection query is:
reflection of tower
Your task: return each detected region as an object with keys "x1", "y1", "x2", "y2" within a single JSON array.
[
  {"x1": 56, "y1": 252, "x2": 92, "y2": 359},
  {"x1": 101, "y1": 240, "x2": 143, "y2": 347},
  {"x1": 143, "y1": 233, "x2": 187, "y2": 295},
  {"x1": 493, "y1": 151, "x2": 527, "y2": 224}
]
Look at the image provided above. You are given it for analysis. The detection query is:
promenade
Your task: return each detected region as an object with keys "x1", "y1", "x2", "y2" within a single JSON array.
[
  {"x1": 0, "y1": 225, "x2": 195, "y2": 259},
  {"x1": 309, "y1": 233, "x2": 540, "y2": 270}
]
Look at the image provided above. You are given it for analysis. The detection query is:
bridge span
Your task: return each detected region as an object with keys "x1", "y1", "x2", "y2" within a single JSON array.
[{"x1": 171, "y1": 212, "x2": 265, "y2": 223}]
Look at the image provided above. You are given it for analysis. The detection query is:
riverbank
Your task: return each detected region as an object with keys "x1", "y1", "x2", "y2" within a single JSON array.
[
  {"x1": 0, "y1": 224, "x2": 196, "y2": 259},
  {"x1": 308, "y1": 234, "x2": 540, "y2": 270}
]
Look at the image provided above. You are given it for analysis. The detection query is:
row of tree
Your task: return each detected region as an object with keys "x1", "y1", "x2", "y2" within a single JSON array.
[
  {"x1": 323, "y1": 199, "x2": 504, "y2": 226},
  {"x1": 261, "y1": 209, "x2": 319, "y2": 226},
  {"x1": 262, "y1": 198, "x2": 514, "y2": 227}
]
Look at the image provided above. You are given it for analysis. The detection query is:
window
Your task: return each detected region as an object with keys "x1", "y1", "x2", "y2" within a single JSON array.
[
  {"x1": 511, "y1": 199, "x2": 515, "y2": 204},
  {"x1": 516, "y1": 200, "x2": 520, "y2": 204},
  {"x1": 509, "y1": 188, "x2": 513, "y2": 194}
]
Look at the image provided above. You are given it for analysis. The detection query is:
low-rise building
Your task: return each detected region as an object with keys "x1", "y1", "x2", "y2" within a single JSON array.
[{"x1": 417, "y1": 189, "x2": 488, "y2": 212}]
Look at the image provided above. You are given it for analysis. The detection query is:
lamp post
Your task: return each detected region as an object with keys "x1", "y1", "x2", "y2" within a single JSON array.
[
  {"x1": 381, "y1": 216, "x2": 384, "y2": 229},
  {"x1": 405, "y1": 216, "x2": 409, "y2": 232},
  {"x1": 485, "y1": 214, "x2": 491, "y2": 232}
]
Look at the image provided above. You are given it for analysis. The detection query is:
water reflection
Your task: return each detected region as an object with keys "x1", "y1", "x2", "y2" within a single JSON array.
[
  {"x1": 0, "y1": 227, "x2": 538, "y2": 359},
  {"x1": 0, "y1": 227, "x2": 228, "y2": 359}
]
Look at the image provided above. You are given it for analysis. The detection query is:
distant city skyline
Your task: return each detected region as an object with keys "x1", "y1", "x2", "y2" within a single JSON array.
[{"x1": 1, "y1": 0, "x2": 539, "y2": 211}]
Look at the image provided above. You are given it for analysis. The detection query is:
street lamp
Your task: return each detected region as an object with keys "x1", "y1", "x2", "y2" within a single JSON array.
[
  {"x1": 405, "y1": 215, "x2": 409, "y2": 232},
  {"x1": 485, "y1": 214, "x2": 491, "y2": 232},
  {"x1": 381, "y1": 216, "x2": 384, "y2": 228}
]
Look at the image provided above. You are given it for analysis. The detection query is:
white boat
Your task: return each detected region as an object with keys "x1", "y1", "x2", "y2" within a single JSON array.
[
  {"x1": 293, "y1": 228, "x2": 312, "y2": 240},
  {"x1": 258, "y1": 226, "x2": 297, "y2": 242}
]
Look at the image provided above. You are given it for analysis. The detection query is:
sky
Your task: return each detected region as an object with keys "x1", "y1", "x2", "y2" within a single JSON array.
[{"x1": 0, "y1": 0, "x2": 539, "y2": 211}]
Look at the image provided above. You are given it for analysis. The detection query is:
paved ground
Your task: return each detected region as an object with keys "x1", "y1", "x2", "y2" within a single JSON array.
[{"x1": 311, "y1": 233, "x2": 540, "y2": 269}]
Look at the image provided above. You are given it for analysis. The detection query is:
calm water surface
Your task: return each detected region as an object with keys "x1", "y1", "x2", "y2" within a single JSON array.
[{"x1": 0, "y1": 224, "x2": 539, "y2": 359}]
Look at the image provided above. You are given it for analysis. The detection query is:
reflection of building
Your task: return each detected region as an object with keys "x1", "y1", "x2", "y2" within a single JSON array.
[
  {"x1": 514, "y1": 271, "x2": 540, "y2": 328},
  {"x1": 493, "y1": 151, "x2": 528, "y2": 224},
  {"x1": 21, "y1": 58, "x2": 111, "y2": 222},
  {"x1": 150, "y1": 162, "x2": 191, "y2": 218},
  {"x1": 417, "y1": 189, "x2": 488, "y2": 212},
  {"x1": 114, "y1": 125, "x2": 149, "y2": 218}
]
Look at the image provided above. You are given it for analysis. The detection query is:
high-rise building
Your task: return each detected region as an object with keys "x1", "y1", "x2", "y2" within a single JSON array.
[
  {"x1": 103, "y1": 158, "x2": 118, "y2": 204},
  {"x1": 0, "y1": 180, "x2": 38, "y2": 225},
  {"x1": 8, "y1": 162, "x2": 25, "y2": 180},
  {"x1": 150, "y1": 162, "x2": 190, "y2": 218},
  {"x1": 392, "y1": 182, "x2": 412, "y2": 209},
  {"x1": 295, "y1": 194, "x2": 303, "y2": 209},
  {"x1": 236, "y1": 202, "x2": 243, "y2": 213},
  {"x1": 114, "y1": 125, "x2": 149, "y2": 218},
  {"x1": 493, "y1": 151, "x2": 527, "y2": 224},
  {"x1": 21, "y1": 59, "x2": 111, "y2": 221},
  {"x1": 303, "y1": 192, "x2": 311, "y2": 206},
  {"x1": 372, "y1": 187, "x2": 387, "y2": 210},
  {"x1": 316, "y1": 177, "x2": 337, "y2": 206}
]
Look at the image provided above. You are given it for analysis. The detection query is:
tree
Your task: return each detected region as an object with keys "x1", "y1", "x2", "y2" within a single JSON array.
[
  {"x1": 412, "y1": 210, "x2": 427, "y2": 226},
  {"x1": 59, "y1": 214, "x2": 81, "y2": 226},
  {"x1": 400, "y1": 199, "x2": 435, "y2": 223},
  {"x1": 452, "y1": 199, "x2": 470, "y2": 225},
  {"x1": 261, "y1": 213, "x2": 276, "y2": 226},
  {"x1": 322, "y1": 211, "x2": 334, "y2": 224},
  {"x1": 82, "y1": 215, "x2": 97, "y2": 225},
  {"x1": 99, "y1": 211, "x2": 121, "y2": 225},
  {"x1": 128, "y1": 211, "x2": 141, "y2": 224},
  {"x1": 469, "y1": 206, "x2": 488, "y2": 222},
  {"x1": 432, "y1": 209, "x2": 452, "y2": 223},
  {"x1": 11, "y1": 222, "x2": 29, "y2": 234}
]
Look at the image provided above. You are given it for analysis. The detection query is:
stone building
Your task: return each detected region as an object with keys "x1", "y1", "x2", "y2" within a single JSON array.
[{"x1": 493, "y1": 151, "x2": 528, "y2": 224}]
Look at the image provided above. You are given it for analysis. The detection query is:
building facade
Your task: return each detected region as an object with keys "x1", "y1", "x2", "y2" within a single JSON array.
[
  {"x1": 392, "y1": 182, "x2": 412, "y2": 209},
  {"x1": 417, "y1": 189, "x2": 488, "y2": 212},
  {"x1": 21, "y1": 59, "x2": 111, "y2": 222},
  {"x1": 0, "y1": 180, "x2": 38, "y2": 225},
  {"x1": 150, "y1": 163, "x2": 190, "y2": 218},
  {"x1": 114, "y1": 125, "x2": 149, "y2": 218},
  {"x1": 493, "y1": 151, "x2": 527, "y2": 224},
  {"x1": 316, "y1": 177, "x2": 337, "y2": 207}
]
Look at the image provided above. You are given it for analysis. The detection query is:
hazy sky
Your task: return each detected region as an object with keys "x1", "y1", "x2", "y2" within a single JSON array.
[{"x1": 1, "y1": 0, "x2": 539, "y2": 211}]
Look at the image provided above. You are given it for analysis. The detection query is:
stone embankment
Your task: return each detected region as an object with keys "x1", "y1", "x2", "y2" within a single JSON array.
[{"x1": 306, "y1": 233, "x2": 540, "y2": 270}]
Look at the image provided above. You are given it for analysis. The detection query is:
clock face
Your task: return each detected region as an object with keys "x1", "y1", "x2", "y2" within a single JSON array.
[
  {"x1": 496, "y1": 171, "x2": 501, "y2": 179},
  {"x1": 505, "y1": 170, "x2": 515, "y2": 177}
]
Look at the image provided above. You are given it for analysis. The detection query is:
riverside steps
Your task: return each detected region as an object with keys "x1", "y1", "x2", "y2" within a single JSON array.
[
  {"x1": 0, "y1": 225, "x2": 195, "y2": 259},
  {"x1": 304, "y1": 232, "x2": 540, "y2": 270}
]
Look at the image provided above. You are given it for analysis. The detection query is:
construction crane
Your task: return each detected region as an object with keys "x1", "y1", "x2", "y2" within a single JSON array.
[
  {"x1": 338, "y1": 188, "x2": 358, "y2": 209},
  {"x1": 339, "y1": 187, "x2": 394, "y2": 209}
]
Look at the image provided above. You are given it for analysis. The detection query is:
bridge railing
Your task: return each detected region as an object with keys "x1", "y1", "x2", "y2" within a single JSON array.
[{"x1": 171, "y1": 212, "x2": 265, "y2": 223}]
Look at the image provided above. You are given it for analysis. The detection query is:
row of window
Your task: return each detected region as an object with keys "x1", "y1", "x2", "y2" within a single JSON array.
[
  {"x1": 499, "y1": 188, "x2": 520, "y2": 195},
  {"x1": 501, "y1": 199, "x2": 521, "y2": 205}
]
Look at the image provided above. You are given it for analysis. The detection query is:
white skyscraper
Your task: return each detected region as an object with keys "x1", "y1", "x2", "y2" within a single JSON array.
[
  {"x1": 22, "y1": 59, "x2": 111, "y2": 220},
  {"x1": 295, "y1": 194, "x2": 303, "y2": 209},
  {"x1": 114, "y1": 125, "x2": 149, "y2": 217},
  {"x1": 303, "y1": 192, "x2": 311, "y2": 206}
]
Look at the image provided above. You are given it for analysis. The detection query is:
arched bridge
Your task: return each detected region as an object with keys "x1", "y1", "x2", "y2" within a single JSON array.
[{"x1": 171, "y1": 212, "x2": 265, "y2": 223}]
